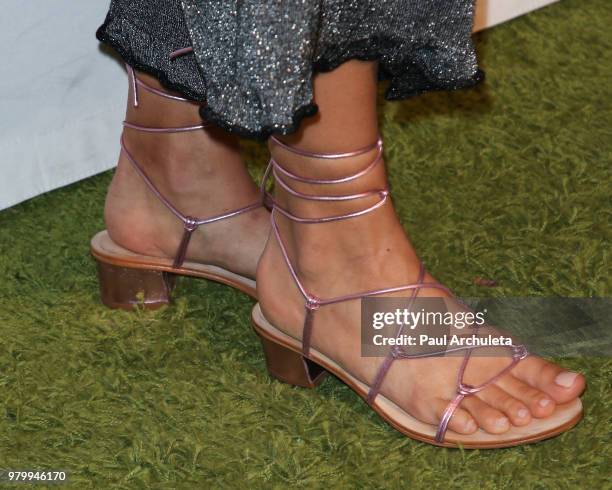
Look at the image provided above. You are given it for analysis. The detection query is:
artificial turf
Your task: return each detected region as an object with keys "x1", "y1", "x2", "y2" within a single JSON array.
[{"x1": 0, "y1": 0, "x2": 610, "y2": 488}]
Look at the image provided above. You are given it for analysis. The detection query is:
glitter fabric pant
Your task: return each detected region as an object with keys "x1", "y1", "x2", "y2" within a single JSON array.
[{"x1": 97, "y1": 0, "x2": 483, "y2": 139}]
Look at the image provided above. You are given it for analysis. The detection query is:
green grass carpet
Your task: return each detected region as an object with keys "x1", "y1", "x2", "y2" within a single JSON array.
[{"x1": 1, "y1": 0, "x2": 610, "y2": 488}]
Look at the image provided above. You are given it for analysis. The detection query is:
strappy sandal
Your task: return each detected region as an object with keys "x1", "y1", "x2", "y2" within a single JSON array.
[
  {"x1": 91, "y1": 61, "x2": 261, "y2": 309},
  {"x1": 251, "y1": 136, "x2": 583, "y2": 448}
]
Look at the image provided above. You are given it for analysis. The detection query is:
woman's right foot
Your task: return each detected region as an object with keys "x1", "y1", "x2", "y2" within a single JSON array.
[
  {"x1": 256, "y1": 138, "x2": 585, "y2": 437},
  {"x1": 104, "y1": 71, "x2": 269, "y2": 280}
]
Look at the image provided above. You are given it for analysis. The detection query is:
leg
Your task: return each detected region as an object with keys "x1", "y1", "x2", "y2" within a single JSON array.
[
  {"x1": 105, "y1": 70, "x2": 269, "y2": 279},
  {"x1": 257, "y1": 60, "x2": 584, "y2": 436}
]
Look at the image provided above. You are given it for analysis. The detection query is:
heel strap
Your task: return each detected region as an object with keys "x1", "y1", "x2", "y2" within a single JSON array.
[
  {"x1": 265, "y1": 136, "x2": 528, "y2": 444},
  {"x1": 120, "y1": 58, "x2": 262, "y2": 269}
]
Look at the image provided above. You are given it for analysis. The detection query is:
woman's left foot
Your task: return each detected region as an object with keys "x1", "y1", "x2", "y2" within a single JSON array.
[{"x1": 256, "y1": 138, "x2": 585, "y2": 440}]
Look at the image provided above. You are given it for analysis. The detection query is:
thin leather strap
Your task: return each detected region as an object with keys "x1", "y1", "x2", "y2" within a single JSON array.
[
  {"x1": 120, "y1": 134, "x2": 261, "y2": 266},
  {"x1": 273, "y1": 167, "x2": 385, "y2": 202},
  {"x1": 366, "y1": 264, "x2": 425, "y2": 404},
  {"x1": 434, "y1": 344, "x2": 528, "y2": 442},
  {"x1": 123, "y1": 120, "x2": 208, "y2": 133},
  {"x1": 267, "y1": 136, "x2": 529, "y2": 443},
  {"x1": 169, "y1": 46, "x2": 194, "y2": 60},
  {"x1": 261, "y1": 140, "x2": 389, "y2": 224},
  {"x1": 120, "y1": 62, "x2": 261, "y2": 268},
  {"x1": 127, "y1": 64, "x2": 193, "y2": 105},
  {"x1": 125, "y1": 63, "x2": 205, "y2": 134},
  {"x1": 270, "y1": 135, "x2": 381, "y2": 161},
  {"x1": 271, "y1": 139, "x2": 383, "y2": 185}
]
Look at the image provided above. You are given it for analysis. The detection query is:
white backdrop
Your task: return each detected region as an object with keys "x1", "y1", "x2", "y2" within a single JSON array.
[{"x1": 0, "y1": 1, "x2": 558, "y2": 210}]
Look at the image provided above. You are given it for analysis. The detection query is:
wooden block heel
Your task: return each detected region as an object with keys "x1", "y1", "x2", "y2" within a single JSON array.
[
  {"x1": 96, "y1": 259, "x2": 175, "y2": 310},
  {"x1": 256, "y1": 330, "x2": 328, "y2": 388}
]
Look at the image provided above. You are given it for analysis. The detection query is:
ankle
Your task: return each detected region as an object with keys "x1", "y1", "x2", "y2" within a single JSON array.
[
  {"x1": 121, "y1": 68, "x2": 257, "y2": 208},
  {"x1": 120, "y1": 129, "x2": 260, "y2": 210},
  {"x1": 276, "y1": 211, "x2": 413, "y2": 273},
  {"x1": 258, "y1": 134, "x2": 425, "y2": 298}
]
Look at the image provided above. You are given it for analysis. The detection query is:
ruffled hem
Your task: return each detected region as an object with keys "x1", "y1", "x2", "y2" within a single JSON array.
[
  {"x1": 96, "y1": 19, "x2": 207, "y2": 103},
  {"x1": 313, "y1": 37, "x2": 485, "y2": 101},
  {"x1": 97, "y1": 20, "x2": 483, "y2": 141}
]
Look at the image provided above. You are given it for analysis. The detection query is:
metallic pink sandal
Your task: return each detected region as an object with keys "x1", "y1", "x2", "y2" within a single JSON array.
[
  {"x1": 251, "y1": 136, "x2": 583, "y2": 448},
  {"x1": 91, "y1": 61, "x2": 260, "y2": 309}
]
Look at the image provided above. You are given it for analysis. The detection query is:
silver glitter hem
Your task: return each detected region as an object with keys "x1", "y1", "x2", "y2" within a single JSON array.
[{"x1": 98, "y1": 0, "x2": 482, "y2": 139}]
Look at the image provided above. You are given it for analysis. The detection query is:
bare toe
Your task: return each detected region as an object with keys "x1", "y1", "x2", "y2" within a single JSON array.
[
  {"x1": 512, "y1": 356, "x2": 585, "y2": 403},
  {"x1": 477, "y1": 384, "x2": 531, "y2": 426},
  {"x1": 434, "y1": 399, "x2": 478, "y2": 435},
  {"x1": 496, "y1": 374, "x2": 556, "y2": 418},
  {"x1": 461, "y1": 396, "x2": 511, "y2": 434}
]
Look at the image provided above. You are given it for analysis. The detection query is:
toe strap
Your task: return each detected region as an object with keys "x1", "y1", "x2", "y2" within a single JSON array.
[
  {"x1": 435, "y1": 344, "x2": 529, "y2": 443},
  {"x1": 435, "y1": 391, "x2": 468, "y2": 442}
]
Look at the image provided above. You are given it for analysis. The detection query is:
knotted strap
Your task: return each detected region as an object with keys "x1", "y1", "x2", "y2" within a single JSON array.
[
  {"x1": 266, "y1": 135, "x2": 529, "y2": 443},
  {"x1": 433, "y1": 343, "x2": 529, "y2": 442},
  {"x1": 121, "y1": 56, "x2": 261, "y2": 269}
]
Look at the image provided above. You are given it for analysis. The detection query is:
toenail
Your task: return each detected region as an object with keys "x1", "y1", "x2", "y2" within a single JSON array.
[
  {"x1": 466, "y1": 419, "x2": 477, "y2": 432},
  {"x1": 517, "y1": 408, "x2": 529, "y2": 418},
  {"x1": 555, "y1": 371, "x2": 579, "y2": 388},
  {"x1": 539, "y1": 397, "x2": 552, "y2": 408}
]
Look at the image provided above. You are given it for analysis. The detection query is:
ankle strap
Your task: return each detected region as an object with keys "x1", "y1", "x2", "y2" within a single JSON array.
[
  {"x1": 264, "y1": 136, "x2": 449, "y2": 337},
  {"x1": 120, "y1": 132, "x2": 261, "y2": 268},
  {"x1": 262, "y1": 136, "x2": 389, "y2": 223},
  {"x1": 125, "y1": 45, "x2": 195, "y2": 107},
  {"x1": 124, "y1": 64, "x2": 208, "y2": 133},
  {"x1": 127, "y1": 64, "x2": 195, "y2": 107},
  {"x1": 270, "y1": 135, "x2": 381, "y2": 162}
]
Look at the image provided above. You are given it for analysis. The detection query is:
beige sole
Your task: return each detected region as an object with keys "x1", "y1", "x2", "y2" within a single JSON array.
[
  {"x1": 91, "y1": 230, "x2": 257, "y2": 299},
  {"x1": 252, "y1": 303, "x2": 583, "y2": 449}
]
